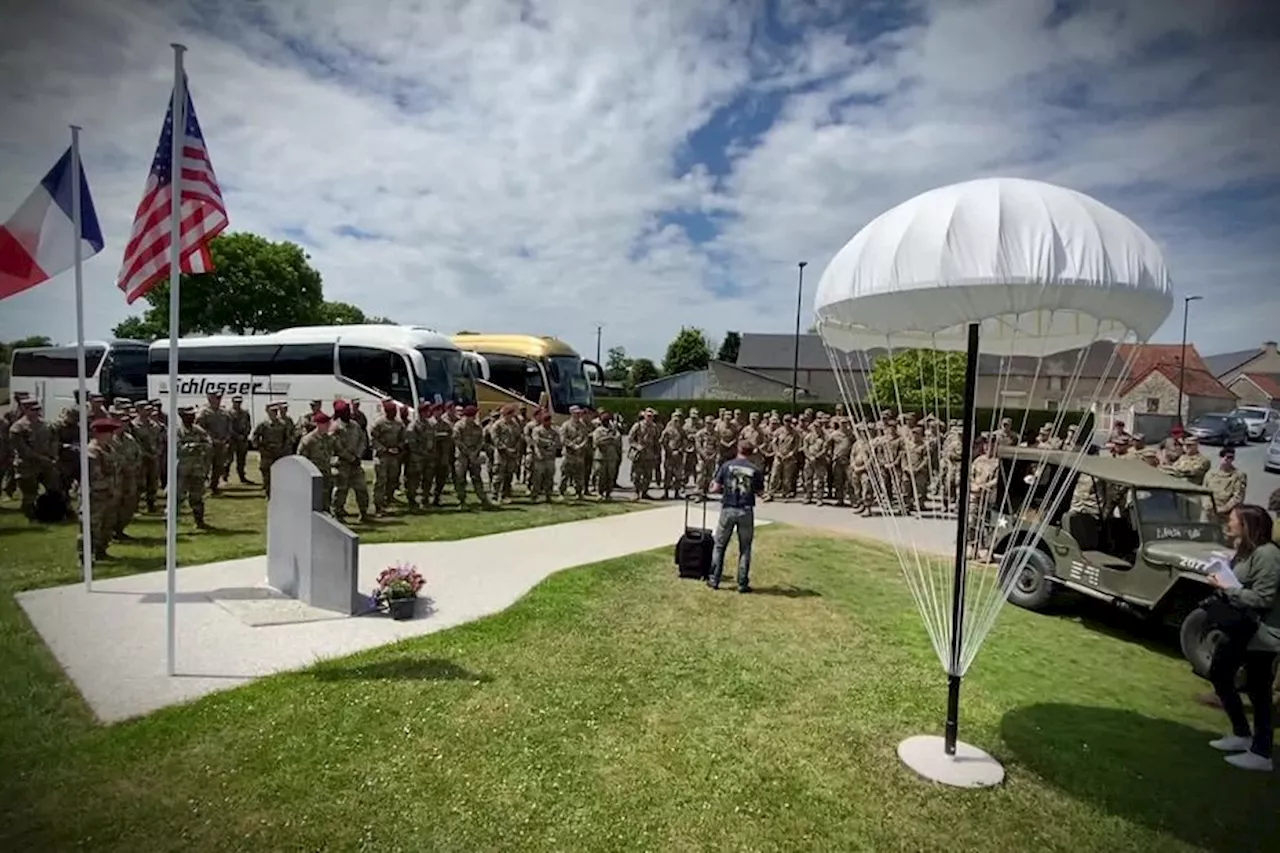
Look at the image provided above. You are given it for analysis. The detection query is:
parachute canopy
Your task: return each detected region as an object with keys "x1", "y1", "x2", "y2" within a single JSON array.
[{"x1": 813, "y1": 177, "x2": 1173, "y2": 356}]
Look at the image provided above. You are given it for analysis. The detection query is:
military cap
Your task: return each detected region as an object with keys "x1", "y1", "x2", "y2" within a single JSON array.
[
  {"x1": 351, "y1": 398, "x2": 362, "y2": 405},
  {"x1": 231, "y1": 395, "x2": 243, "y2": 402},
  {"x1": 177, "y1": 406, "x2": 196, "y2": 416},
  {"x1": 380, "y1": 398, "x2": 398, "y2": 410},
  {"x1": 147, "y1": 397, "x2": 161, "y2": 406},
  {"x1": 1181, "y1": 435, "x2": 1199, "y2": 444},
  {"x1": 500, "y1": 404, "x2": 516, "y2": 416},
  {"x1": 310, "y1": 399, "x2": 323, "y2": 406},
  {"x1": 90, "y1": 417, "x2": 121, "y2": 433},
  {"x1": 569, "y1": 405, "x2": 581, "y2": 413},
  {"x1": 1038, "y1": 423, "x2": 1052, "y2": 432},
  {"x1": 418, "y1": 401, "x2": 431, "y2": 412},
  {"x1": 264, "y1": 402, "x2": 279, "y2": 412},
  {"x1": 27, "y1": 400, "x2": 42, "y2": 411},
  {"x1": 599, "y1": 411, "x2": 613, "y2": 422},
  {"x1": 13, "y1": 390, "x2": 28, "y2": 398},
  {"x1": 206, "y1": 390, "x2": 222, "y2": 398},
  {"x1": 312, "y1": 411, "x2": 332, "y2": 425},
  {"x1": 332, "y1": 399, "x2": 350, "y2": 413},
  {"x1": 462, "y1": 404, "x2": 478, "y2": 416}
]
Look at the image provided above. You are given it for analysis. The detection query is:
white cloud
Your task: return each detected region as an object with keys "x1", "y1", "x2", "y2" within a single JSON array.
[{"x1": 1, "y1": 0, "x2": 1277, "y2": 364}]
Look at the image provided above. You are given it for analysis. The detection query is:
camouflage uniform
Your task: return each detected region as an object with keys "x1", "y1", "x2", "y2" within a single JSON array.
[
  {"x1": 112, "y1": 417, "x2": 143, "y2": 538},
  {"x1": 251, "y1": 407, "x2": 293, "y2": 497},
  {"x1": 660, "y1": 415, "x2": 686, "y2": 498},
  {"x1": 331, "y1": 417, "x2": 371, "y2": 521},
  {"x1": 767, "y1": 421, "x2": 800, "y2": 500},
  {"x1": 488, "y1": 413, "x2": 524, "y2": 503},
  {"x1": 296, "y1": 426, "x2": 335, "y2": 510},
  {"x1": 429, "y1": 413, "x2": 455, "y2": 506},
  {"x1": 228, "y1": 401, "x2": 252, "y2": 483},
  {"x1": 81, "y1": 431, "x2": 119, "y2": 558},
  {"x1": 1203, "y1": 465, "x2": 1247, "y2": 524},
  {"x1": 132, "y1": 412, "x2": 163, "y2": 512},
  {"x1": 626, "y1": 414, "x2": 661, "y2": 500},
  {"x1": 175, "y1": 414, "x2": 211, "y2": 527},
  {"x1": 453, "y1": 413, "x2": 490, "y2": 507},
  {"x1": 693, "y1": 417, "x2": 718, "y2": 495},
  {"x1": 403, "y1": 408, "x2": 435, "y2": 509},
  {"x1": 801, "y1": 424, "x2": 828, "y2": 504},
  {"x1": 590, "y1": 420, "x2": 622, "y2": 500},
  {"x1": 529, "y1": 418, "x2": 561, "y2": 502},
  {"x1": 902, "y1": 429, "x2": 931, "y2": 514},
  {"x1": 849, "y1": 431, "x2": 873, "y2": 514},
  {"x1": 195, "y1": 400, "x2": 231, "y2": 492},
  {"x1": 9, "y1": 410, "x2": 60, "y2": 518},
  {"x1": 371, "y1": 409, "x2": 406, "y2": 514},
  {"x1": 558, "y1": 414, "x2": 591, "y2": 499}
]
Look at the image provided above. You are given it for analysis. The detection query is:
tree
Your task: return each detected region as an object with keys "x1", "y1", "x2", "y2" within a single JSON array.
[
  {"x1": 627, "y1": 358, "x2": 660, "y2": 393},
  {"x1": 869, "y1": 349, "x2": 968, "y2": 412},
  {"x1": 112, "y1": 232, "x2": 326, "y2": 338},
  {"x1": 112, "y1": 316, "x2": 164, "y2": 342},
  {"x1": 604, "y1": 346, "x2": 632, "y2": 382},
  {"x1": 716, "y1": 331, "x2": 741, "y2": 364},
  {"x1": 316, "y1": 300, "x2": 368, "y2": 325},
  {"x1": 456, "y1": 330, "x2": 480, "y2": 335},
  {"x1": 662, "y1": 326, "x2": 712, "y2": 376}
]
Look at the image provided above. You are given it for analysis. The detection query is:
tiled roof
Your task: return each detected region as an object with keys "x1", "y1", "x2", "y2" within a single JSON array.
[
  {"x1": 1203, "y1": 347, "x2": 1263, "y2": 379},
  {"x1": 1238, "y1": 373, "x2": 1280, "y2": 398}
]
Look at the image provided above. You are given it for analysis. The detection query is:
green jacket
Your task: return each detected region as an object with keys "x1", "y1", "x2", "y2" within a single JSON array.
[{"x1": 1224, "y1": 541, "x2": 1280, "y2": 653}]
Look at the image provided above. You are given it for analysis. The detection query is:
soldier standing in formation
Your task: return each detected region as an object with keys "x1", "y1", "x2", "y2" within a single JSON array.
[
  {"x1": 8, "y1": 400, "x2": 59, "y2": 518},
  {"x1": 487, "y1": 405, "x2": 523, "y2": 504},
  {"x1": 626, "y1": 409, "x2": 661, "y2": 500},
  {"x1": 371, "y1": 400, "x2": 405, "y2": 516},
  {"x1": 196, "y1": 392, "x2": 231, "y2": 494},
  {"x1": 452, "y1": 405, "x2": 490, "y2": 508},
  {"x1": 296, "y1": 411, "x2": 335, "y2": 506},
  {"x1": 528, "y1": 410, "x2": 560, "y2": 502},
  {"x1": 330, "y1": 400, "x2": 372, "y2": 523},
  {"x1": 174, "y1": 407, "x2": 211, "y2": 529},
  {"x1": 559, "y1": 406, "x2": 591, "y2": 500},
  {"x1": 591, "y1": 412, "x2": 622, "y2": 501},
  {"x1": 228, "y1": 396, "x2": 254, "y2": 485},
  {"x1": 251, "y1": 403, "x2": 293, "y2": 496},
  {"x1": 77, "y1": 417, "x2": 120, "y2": 561}
]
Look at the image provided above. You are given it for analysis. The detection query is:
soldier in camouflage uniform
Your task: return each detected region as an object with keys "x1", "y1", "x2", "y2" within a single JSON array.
[
  {"x1": 330, "y1": 400, "x2": 372, "y2": 523},
  {"x1": 528, "y1": 411, "x2": 561, "y2": 502},
  {"x1": 429, "y1": 403, "x2": 455, "y2": 506},
  {"x1": 690, "y1": 415, "x2": 718, "y2": 497},
  {"x1": 9, "y1": 400, "x2": 60, "y2": 519},
  {"x1": 0, "y1": 391, "x2": 27, "y2": 497},
  {"x1": 765, "y1": 415, "x2": 800, "y2": 500},
  {"x1": 968, "y1": 435, "x2": 1001, "y2": 549},
  {"x1": 370, "y1": 399, "x2": 406, "y2": 516},
  {"x1": 195, "y1": 392, "x2": 231, "y2": 493},
  {"x1": 174, "y1": 407, "x2": 211, "y2": 529},
  {"x1": 453, "y1": 405, "x2": 490, "y2": 508},
  {"x1": 590, "y1": 412, "x2": 621, "y2": 501},
  {"x1": 849, "y1": 425, "x2": 874, "y2": 515},
  {"x1": 488, "y1": 405, "x2": 524, "y2": 504},
  {"x1": 279, "y1": 402, "x2": 300, "y2": 454},
  {"x1": 54, "y1": 404, "x2": 80, "y2": 489},
  {"x1": 826, "y1": 417, "x2": 853, "y2": 507},
  {"x1": 715, "y1": 411, "x2": 739, "y2": 466},
  {"x1": 296, "y1": 411, "x2": 336, "y2": 509},
  {"x1": 902, "y1": 425, "x2": 932, "y2": 514},
  {"x1": 739, "y1": 412, "x2": 765, "y2": 473},
  {"x1": 558, "y1": 407, "x2": 590, "y2": 499},
  {"x1": 228, "y1": 396, "x2": 254, "y2": 484},
  {"x1": 402, "y1": 403, "x2": 434, "y2": 510},
  {"x1": 112, "y1": 406, "x2": 143, "y2": 540},
  {"x1": 78, "y1": 417, "x2": 121, "y2": 561},
  {"x1": 300, "y1": 400, "x2": 323, "y2": 436},
  {"x1": 1161, "y1": 436, "x2": 1210, "y2": 485},
  {"x1": 1203, "y1": 448, "x2": 1247, "y2": 526},
  {"x1": 251, "y1": 403, "x2": 292, "y2": 498},
  {"x1": 659, "y1": 412, "x2": 686, "y2": 500},
  {"x1": 626, "y1": 409, "x2": 661, "y2": 500},
  {"x1": 801, "y1": 420, "x2": 828, "y2": 505},
  {"x1": 133, "y1": 403, "x2": 162, "y2": 512}
]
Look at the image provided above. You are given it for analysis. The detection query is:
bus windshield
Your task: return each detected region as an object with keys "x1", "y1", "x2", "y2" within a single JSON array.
[
  {"x1": 102, "y1": 346, "x2": 150, "y2": 400},
  {"x1": 546, "y1": 354, "x2": 593, "y2": 412},
  {"x1": 417, "y1": 348, "x2": 475, "y2": 406}
]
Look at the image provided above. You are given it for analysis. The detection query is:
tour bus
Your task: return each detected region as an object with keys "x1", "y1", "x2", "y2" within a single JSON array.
[
  {"x1": 146, "y1": 325, "x2": 481, "y2": 424},
  {"x1": 450, "y1": 333, "x2": 603, "y2": 423},
  {"x1": 8, "y1": 339, "x2": 151, "y2": 413}
]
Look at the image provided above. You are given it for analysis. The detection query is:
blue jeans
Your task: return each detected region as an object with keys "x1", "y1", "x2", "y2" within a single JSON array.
[{"x1": 710, "y1": 506, "x2": 755, "y2": 589}]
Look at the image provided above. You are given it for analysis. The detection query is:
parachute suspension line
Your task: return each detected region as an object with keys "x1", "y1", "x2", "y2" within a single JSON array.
[{"x1": 944, "y1": 322, "x2": 982, "y2": 757}]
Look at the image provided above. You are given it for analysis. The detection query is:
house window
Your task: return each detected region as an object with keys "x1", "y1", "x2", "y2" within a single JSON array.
[
  {"x1": 1047, "y1": 376, "x2": 1064, "y2": 392},
  {"x1": 1145, "y1": 397, "x2": 1161, "y2": 413},
  {"x1": 1045, "y1": 399, "x2": 1059, "y2": 411}
]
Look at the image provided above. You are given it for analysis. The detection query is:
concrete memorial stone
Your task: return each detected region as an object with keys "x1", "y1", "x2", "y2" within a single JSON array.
[{"x1": 267, "y1": 455, "x2": 362, "y2": 615}]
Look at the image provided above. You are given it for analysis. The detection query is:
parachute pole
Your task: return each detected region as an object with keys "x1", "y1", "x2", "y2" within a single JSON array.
[{"x1": 944, "y1": 321, "x2": 981, "y2": 756}]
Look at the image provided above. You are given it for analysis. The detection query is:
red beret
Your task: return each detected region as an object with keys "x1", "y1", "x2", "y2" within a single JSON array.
[
  {"x1": 313, "y1": 411, "x2": 332, "y2": 424},
  {"x1": 332, "y1": 400, "x2": 349, "y2": 413},
  {"x1": 462, "y1": 405, "x2": 478, "y2": 416},
  {"x1": 381, "y1": 399, "x2": 397, "y2": 410},
  {"x1": 90, "y1": 417, "x2": 121, "y2": 433}
]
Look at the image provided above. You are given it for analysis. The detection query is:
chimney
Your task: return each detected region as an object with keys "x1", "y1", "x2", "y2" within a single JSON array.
[{"x1": 1264, "y1": 341, "x2": 1278, "y2": 354}]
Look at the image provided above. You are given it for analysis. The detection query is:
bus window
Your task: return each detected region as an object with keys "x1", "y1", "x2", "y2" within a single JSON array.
[
  {"x1": 271, "y1": 343, "x2": 334, "y2": 375},
  {"x1": 12, "y1": 345, "x2": 106, "y2": 379},
  {"x1": 482, "y1": 353, "x2": 544, "y2": 403},
  {"x1": 547, "y1": 354, "x2": 593, "y2": 411},
  {"x1": 337, "y1": 345, "x2": 414, "y2": 405},
  {"x1": 102, "y1": 347, "x2": 150, "y2": 400},
  {"x1": 417, "y1": 347, "x2": 476, "y2": 406}
]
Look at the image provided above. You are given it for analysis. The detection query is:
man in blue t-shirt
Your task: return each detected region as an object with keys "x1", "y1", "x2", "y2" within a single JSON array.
[{"x1": 707, "y1": 440, "x2": 766, "y2": 592}]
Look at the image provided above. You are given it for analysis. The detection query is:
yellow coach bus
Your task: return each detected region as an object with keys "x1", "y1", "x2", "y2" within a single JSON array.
[{"x1": 451, "y1": 333, "x2": 602, "y2": 423}]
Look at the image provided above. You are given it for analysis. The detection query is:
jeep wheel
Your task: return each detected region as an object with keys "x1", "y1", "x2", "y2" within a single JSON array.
[
  {"x1": 1180, "y1": 607, "x2": 1226, "y2": 680},
  {"x1": 1000, "y1": 546, "x2": 1055, "y2": 611}
]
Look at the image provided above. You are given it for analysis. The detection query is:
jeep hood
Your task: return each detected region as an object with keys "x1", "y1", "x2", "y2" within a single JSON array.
[{"x1": 1142, "y1": 539, "x2": 1232, "y2": 571}]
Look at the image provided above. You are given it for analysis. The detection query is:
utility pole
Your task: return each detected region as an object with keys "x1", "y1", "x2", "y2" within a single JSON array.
[
  {"x1": 595, "y1": 324, "x2": 602, "y2": 364},
  {"x1": 1175, "y1": 295, "x2": 1202, "y2": 428},
  {"x1": 790, "y1": 261, "x2": 808, "y2": 414}
]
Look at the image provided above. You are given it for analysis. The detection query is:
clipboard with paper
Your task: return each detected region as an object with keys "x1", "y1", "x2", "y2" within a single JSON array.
[{"x1": 1204, "y1": 552, "x2": 1242, "y2": 589}]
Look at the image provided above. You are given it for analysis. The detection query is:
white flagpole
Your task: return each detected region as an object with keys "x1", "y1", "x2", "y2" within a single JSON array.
[
  {"x1": 70, "y1": 125, "x2": 93, "y2": 592},
  {"x1": 165, "y1": 44, "x2": 188, "y2": 677}
]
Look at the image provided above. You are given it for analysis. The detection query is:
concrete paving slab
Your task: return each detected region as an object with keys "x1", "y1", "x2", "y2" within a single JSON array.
[{"x1": 16, "y1": 504, "x2": 770, "y2": 724}]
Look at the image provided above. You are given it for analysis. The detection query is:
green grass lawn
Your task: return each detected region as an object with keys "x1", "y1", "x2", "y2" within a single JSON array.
[{"x1": 2, "y1": 506, "x2": 1276, "y2": 852}]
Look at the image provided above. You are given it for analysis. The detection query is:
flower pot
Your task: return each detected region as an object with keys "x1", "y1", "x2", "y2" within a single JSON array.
[{"x1": 388, "y1": 597, "x2": 417, "y2": 621}]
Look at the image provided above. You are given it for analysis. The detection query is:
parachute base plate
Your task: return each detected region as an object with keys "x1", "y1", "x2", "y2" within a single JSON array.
[{"x1": 897, "y1": 734, "x2": 1005, "y2": 788}]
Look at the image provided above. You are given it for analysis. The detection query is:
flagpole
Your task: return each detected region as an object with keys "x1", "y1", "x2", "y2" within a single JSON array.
[
  {"x1": 70, "y1": 126, "x2": 93, "y2": 592},
  {"x1": 165, "y1": 44, "x2": 188, "y2": 677}
]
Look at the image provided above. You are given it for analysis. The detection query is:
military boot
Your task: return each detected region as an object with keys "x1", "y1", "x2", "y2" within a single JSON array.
[{"x1": 193, "y1": 509, "x2": 209, "y2": 530}]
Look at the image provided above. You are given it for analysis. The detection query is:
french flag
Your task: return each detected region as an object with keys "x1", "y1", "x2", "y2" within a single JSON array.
[{"x1": 0, "y1": 147, "x2": 104, "y2": 302}]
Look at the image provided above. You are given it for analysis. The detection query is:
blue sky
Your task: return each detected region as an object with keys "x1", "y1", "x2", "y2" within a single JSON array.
[{"x1": 1, "y1": 0, "x2": 1278, "y2": 360}]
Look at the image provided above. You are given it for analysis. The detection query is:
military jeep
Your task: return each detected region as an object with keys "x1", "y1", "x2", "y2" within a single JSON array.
[{"x1": 986, "y1": 447, "x2": 1228, "y2": 676}]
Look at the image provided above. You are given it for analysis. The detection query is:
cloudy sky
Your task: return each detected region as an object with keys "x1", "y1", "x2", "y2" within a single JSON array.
[{"x1": 1, "y1": 0, "x2": 1277, "y2": 362}]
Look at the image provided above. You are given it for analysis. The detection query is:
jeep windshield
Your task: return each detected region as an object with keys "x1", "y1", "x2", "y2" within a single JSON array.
[{"x1": 1134, "y1": 488, "x2": 1222, "y2": 544}]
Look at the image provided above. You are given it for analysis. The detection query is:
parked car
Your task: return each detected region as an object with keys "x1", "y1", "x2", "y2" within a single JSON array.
[
  {"x1": 1266, "y1": 432, "x2": 1280, "y2": 474},
  {"x1": 1184, "y1": 412, "x2": 1249, "y2": 446},
  {"x1": 1229, "y1": 406, "x2": 1280, "y2": 441}
]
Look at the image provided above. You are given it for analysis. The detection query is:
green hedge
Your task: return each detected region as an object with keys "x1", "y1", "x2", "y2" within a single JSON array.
[{"x1": 595, "y1": 398, "x2": 1094, "y2": 437}]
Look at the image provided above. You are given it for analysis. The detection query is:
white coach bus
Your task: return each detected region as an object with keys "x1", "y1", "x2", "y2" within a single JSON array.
[
  {"x1": 8, "y1": 339, "x2": 152, "y2": 412},
  {"x1": 146, "y1": 325, "x2": 481, "y2": 422}
]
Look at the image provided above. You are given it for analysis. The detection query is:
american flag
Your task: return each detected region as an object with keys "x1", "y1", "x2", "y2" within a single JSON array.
[{"x1": 117, "y1": 79, "x2": 228, "y2": 304}]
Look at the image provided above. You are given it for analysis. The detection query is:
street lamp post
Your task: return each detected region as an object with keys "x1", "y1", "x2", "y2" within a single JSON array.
[
  {"x1": 1175, "y1": 295, "x2": 1202, "y2": 428},
  {"x1": 595, "y1": 324, "x2": 602, "y2": 365},
  {"x1": 791, "y1": 261, "x2": 808, "y2": 414}
]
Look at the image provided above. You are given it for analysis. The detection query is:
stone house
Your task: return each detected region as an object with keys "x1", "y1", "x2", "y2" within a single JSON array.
[
  {"x1": 1106, "y1": 344, "x2": 1237, "y2": 426},
  {"x1": 1205, "y1": 340, "x2": 1280, "y2": 409},
  {"x1": 1225, "y1": 373, "x2": 1280, "y2": 409}
]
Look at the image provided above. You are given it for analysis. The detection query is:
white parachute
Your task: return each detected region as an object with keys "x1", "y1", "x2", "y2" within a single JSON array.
[{"x1": 813, "y1": 176, "x2": 1173, "y2": 787}]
